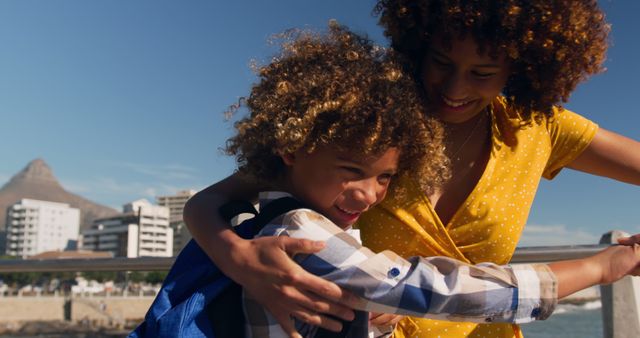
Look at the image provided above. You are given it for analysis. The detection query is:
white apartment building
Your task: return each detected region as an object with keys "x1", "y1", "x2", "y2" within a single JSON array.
[
  {"x1": 156, "y1": 189, "x2": 195, "y2": 255},
  {"x1": 5, "y1": 199, "x2": 80, "y2": 258},
  {"x1": 156, "y1": 189, "x2": 196, "y2": 224},
  {"x1": 81, "y1": 199, "x2": 172, "y2": 258}
]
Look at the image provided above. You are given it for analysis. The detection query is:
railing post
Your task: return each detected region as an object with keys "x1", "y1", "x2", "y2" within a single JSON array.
[
  {"x1": 64, "y1": 295, "x2": 72, "y2": 321},
  {"x1": 600, "y1": 230, "x2": 640, "y2": 338}
]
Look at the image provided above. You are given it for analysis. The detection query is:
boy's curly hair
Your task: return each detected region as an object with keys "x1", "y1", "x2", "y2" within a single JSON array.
[
  {"x1": 374, "y1": 0, "x2": 610, "y2": 119},
  {"x1": 225, "y1": 23, "x2": 449, "y2": 194}
]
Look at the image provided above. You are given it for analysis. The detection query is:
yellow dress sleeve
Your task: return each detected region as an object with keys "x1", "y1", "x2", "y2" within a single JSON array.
[{"x1": 543, "y1": 107, "x2": 598, "y2": 179}]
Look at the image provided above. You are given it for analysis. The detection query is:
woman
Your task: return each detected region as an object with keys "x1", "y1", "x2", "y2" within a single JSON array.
[{"x1": 184, "y1": 1, "x2": 640, "y2": 337}]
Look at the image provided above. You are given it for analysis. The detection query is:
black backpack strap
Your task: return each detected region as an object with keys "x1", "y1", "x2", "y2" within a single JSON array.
[
  {"x1": 252, "y1": 197, "x2": 307, "y2": 231},
  {"x1": 218, "y1": 200, "x2": 258, "y2": 223},
  {"x1": 219, "y1": 196, "x2": 308, "y2": 232},
  {"x1": 208, "y1": 281, "x2": 244, "y2": 338}
]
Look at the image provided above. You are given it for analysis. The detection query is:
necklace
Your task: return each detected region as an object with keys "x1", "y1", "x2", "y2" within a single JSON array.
[{"x1": 447, "y1": 110, "x2": 488, "y2": 161}]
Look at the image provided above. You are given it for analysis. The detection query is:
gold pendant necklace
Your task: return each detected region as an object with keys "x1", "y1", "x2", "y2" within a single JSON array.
[{"x1": 448, "y1": 110, "x2": 488, "y2": 161}]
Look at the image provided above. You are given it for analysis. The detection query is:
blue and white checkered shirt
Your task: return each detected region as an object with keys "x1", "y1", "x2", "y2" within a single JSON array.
[{"x1": 243, "y1": 192, "x2": 557, "y2": 338}]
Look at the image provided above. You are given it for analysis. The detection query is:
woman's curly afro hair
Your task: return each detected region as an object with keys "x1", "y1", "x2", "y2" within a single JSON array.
[
  {"x1": 375, "y1": 0, "x2": 610, "y2": 119},
  {"x1": 225, "y1": 22, "x2": 449, "y2": 194}
]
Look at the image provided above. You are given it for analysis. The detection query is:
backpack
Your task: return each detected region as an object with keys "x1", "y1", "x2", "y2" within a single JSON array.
[{"x1": 128, "y1": 197, "x2": 305, "y2": 338}]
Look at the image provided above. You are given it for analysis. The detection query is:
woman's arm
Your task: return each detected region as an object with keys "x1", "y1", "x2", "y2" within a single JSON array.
[
  {"x1": 568, "y1": 128, "x2": 640, "y2": 185},
  {"x1": 549, "y1": 243, "x2": 640, "y2": 298},
  {"x1": 254, "y1": 211, "x2": 640, "y2": 324},
  {"x1": 183, "y1": 173, "x2": 356, "y2": 336},
  {"x1": 260, "y1": 210, "x2": 557, "y2": 324}
]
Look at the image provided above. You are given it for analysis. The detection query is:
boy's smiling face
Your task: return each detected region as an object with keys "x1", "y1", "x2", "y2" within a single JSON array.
[{"x1": 281, "y1": 146, "x2": 399, "y2": 228}]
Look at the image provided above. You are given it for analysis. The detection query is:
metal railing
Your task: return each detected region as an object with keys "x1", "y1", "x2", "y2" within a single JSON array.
[
  {"x1": 0, "y1": 244, "x2": 614, "y2": 273},
  {"x1": 0, "y1": 237, "x2": 637, "y2": 338},
  {"x1": 0, "y1": 256, "x2": 175, "y2": 273}
]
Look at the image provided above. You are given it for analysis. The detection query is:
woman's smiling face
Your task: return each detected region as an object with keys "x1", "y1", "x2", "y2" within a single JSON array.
[{"x1": 421, "y1": 34, "x2": 511, "y2": 124}]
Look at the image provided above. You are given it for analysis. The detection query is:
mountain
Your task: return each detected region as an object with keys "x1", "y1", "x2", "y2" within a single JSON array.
[{"x1": 0, "y1": 159, "x2": 118, "y2": 231}]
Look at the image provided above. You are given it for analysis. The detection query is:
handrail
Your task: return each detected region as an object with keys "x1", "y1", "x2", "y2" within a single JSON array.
[
  {"x1": 510, "y1": 244, "x2": 611, "y2": 263},
  {"x1": 0, "y1": 244, "x2": 613, "y2": 273},
  {"x1": 0, "y1": 256, "x2": 175, "y2": 273}
]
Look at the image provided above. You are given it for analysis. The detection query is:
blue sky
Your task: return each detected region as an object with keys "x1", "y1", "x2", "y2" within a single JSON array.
[{"x1": 0, "y1": 1, "x2": 637, "y2": 246}]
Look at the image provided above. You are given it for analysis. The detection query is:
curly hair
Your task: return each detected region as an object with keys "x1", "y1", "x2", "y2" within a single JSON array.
[
  {"x1": 375, "y1": 0, "x2": 610, "y2": 119},
  {"x1": 225, "y1": 23, "x2": 449, "y2": 194}
]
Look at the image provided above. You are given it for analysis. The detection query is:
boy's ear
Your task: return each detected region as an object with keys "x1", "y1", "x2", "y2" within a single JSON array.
[{"x1": 280, "y1": 152, "x2": 296, "y2": 166}]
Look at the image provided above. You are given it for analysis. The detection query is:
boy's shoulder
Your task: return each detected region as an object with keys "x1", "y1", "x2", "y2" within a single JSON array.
[
  {"x1": 258, "y1": 206, "x2": 334, "y2": 237},
  {"x1": 257, "y1": 191, "x2": 323, "y2": 225},
  {"x1": 276, "y1": 209, "x2": 364, "y2": 249},
  {"x1": 256, "y1": 191, "x2": 359, "y2": 242}
]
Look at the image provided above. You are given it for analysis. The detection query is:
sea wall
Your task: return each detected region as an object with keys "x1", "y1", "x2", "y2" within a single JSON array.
[{"x1": 0, "y1": 295, "x2": 153, "y2": 324}]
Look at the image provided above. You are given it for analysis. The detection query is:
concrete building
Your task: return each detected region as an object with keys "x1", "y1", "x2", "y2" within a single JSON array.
[
  {"x1": 80, "y1": 199, "x2": 172, "y2": 258},
  {"x1": 156, "y1": 189, "x2": 196, "y2": 223},
  {"x1": 4, "y1": 199, "x2": 80, "y2": 258},
  {"x1": 156, "y1": 189, "x2": 195, "y2": 255}
]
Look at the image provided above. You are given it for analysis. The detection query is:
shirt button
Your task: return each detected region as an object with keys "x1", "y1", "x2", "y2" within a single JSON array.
[
  {"x1": 388, "y1": 267, "x2": 400, "y2": 278},
  {"x1": 531, "y1": 308, "x2": 541, "y2": 318}
]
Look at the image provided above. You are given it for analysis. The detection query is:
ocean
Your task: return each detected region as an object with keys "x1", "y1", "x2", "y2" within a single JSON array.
[{"x1": 521, "y1": 300, "x2": 603, "y2": 338}]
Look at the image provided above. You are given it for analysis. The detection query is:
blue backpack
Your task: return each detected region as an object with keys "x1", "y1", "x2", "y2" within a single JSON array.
[{"x1": 129, "y1": 197, "x2": 305, "y2": 338}]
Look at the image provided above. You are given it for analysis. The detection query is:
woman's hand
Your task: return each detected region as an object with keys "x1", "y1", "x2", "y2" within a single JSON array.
[
  {"x1": 369, "y1": 312, "x2": 404, "y2": 326},
  {"x1": 617, "y1": 234, "x2": 640, "y2": 246},
  {"x1": 592, "y1": 243, "x2": 640, "y2": 285},
  {"x1": 230, "y1": 236, "x2": 357, "y2": 338}
]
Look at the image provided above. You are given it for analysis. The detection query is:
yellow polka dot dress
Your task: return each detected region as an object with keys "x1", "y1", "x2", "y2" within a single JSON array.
[{"x1": 358, "y1": 97, "x2": 598, "y2": 338}]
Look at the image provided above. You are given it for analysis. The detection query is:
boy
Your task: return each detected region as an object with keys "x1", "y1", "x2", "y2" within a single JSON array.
[{"x1": 223, "y1": 23, "x2": 640, "y2": 338}]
